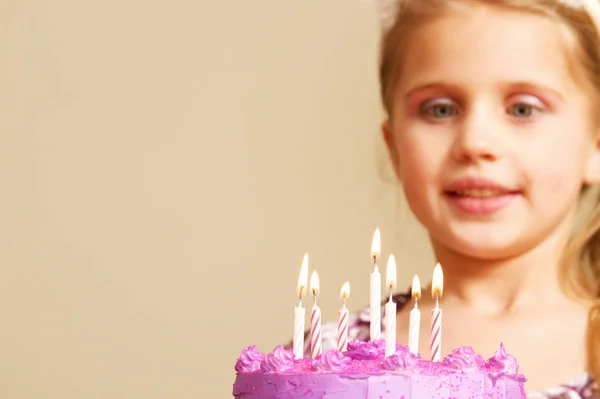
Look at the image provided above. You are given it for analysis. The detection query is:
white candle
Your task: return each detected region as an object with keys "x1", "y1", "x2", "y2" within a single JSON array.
[
  {"x1": 384, "y1": 254, "x2": 397, "y2": 357},
  {"x1": 293, "y1": 254, "x2": 309, "y2": 359},
  {"x1": 370, "y1": 228, "x2": 382, "y2": 341},
  {"x1": 430, "y1": 263, "x2": 444, "y2": 362},
  {"x1": 310, "y1": 271, "x2": 322, "y2": 359},
  {"x1": 337, "y1": 282, "x2": 351, "y2": 352},
  {"x1": 408, "y1": 275, "x2": 421, "y2": 355}
]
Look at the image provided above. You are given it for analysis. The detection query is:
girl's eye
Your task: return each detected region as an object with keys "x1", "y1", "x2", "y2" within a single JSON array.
[
  {"x1": 508, "y1": 103, "x2": 537, "y2": 118},
  {"x1": 420, "y1": 101, "x2": 457, "y2": 119},
  {"x1": 507, "y1": 94, "x2": 547, "y2": 119}
]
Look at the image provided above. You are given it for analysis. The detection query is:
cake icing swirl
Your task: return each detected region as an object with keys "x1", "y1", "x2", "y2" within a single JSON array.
[
  {"x1": 444, "y1": 346, "x2": 485, "y2": 371},
  {"x1": 313, "y1": 349, "x2": 352, "y2": 371},
  {"x1": 235, "y1": 345, "x2": 265, "y2": 373},
  {"x1": 260, "y1": 345, "x2": 296, "y2": 373},
  {"x1": 485, "y1": 343, "x2": 519, "y2": 374},
  {"x1": 346, "y1": 339, "x2": 386, "y2": 361},
  {"x1": 382, "y1": 346, "x2": 420, "y2": 370}
]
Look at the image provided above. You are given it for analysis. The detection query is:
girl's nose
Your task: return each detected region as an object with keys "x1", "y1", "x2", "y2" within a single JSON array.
[{"x1": 450, "y1": 106, "x2": 500, "y2": 164}]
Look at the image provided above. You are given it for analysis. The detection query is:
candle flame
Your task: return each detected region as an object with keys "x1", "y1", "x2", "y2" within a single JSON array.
[
  {"x1": 411, "y1": 275, "x2": 421, "y2": 300},
  {"x1": 340, "y1": 281, "x2": 351, "y2": 301},
  {"x1": 371, "y1": 228, "x2": 381, "y2": 260},
  {"x1": 386, "y1": 254, "x2": 397, "y2": 292},
  {"x1": 310, "y1": 271, "x2": 320, "y2": 297},
  {"x1": 432, "y1": 263, "x2": 444, "y2": 298},
  {"x1": 297, "y1": 253, "x2": 309, "y2": 299}
]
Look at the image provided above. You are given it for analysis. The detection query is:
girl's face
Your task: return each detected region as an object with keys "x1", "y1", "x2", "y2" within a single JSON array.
[{"x1": 384, "y1": 4, "x2": 600, "y2": 260}]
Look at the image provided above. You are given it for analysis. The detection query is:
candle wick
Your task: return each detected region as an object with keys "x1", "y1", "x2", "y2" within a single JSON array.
[
  {"x1": 435, "y1": 293, "x2": 439, "y2": 308},
  {"x1": 414, "y1": 297, "x2": 419, "y2": 309},
  {"x1": 313, "y1": 295, "x2": 318, "y2": 307}
]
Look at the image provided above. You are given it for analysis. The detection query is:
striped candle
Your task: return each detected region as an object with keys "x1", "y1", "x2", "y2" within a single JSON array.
[
  {"x1": 337, "y1": 307, "x2": 349, "y2": 352},
  {"x1": 430, "y1": 305, "x2": 442, "y2": 361},
  {"x1": 310, "y1": 304, "x2": 322, "y2": 358},
  {"x1": 310, "y1": 271, "x2": 322, "y2": 358},
  {"x1": 408, "y1": 275, "x2": 421, "y2": 355},
  {"x1": 429, "y1": 264, "x2": 444, "y2": 362},
  {"x1": 337, "y1": 282, "x2": 351, "y2": 352}
]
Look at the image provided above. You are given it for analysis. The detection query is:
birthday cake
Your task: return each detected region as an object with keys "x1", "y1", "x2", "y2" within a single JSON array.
[{"x1": 232, "y1": 340, "x2": 527, "y2": 398}]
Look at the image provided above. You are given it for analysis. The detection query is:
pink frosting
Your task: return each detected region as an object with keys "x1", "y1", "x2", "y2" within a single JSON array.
[
  {"x1": 260, "y1": 345, "x2": 296, "y2": 373},
  {"x1": 233, "y1": 341, "x2": 527, "y2": 399},
  {"x1": 485, "y1": 343, "x2": 519, "y2": 374},
  {"x1": 345, "y1": 340, "x2": 386, "y2": 361},
  {"x1": 444, "y1": 346, "x2": 485, "y2": 371},
  {"x1": 235, "y1": 345, "x2": 265, "y2": 373},
  {"x1": 382, "y1": 346, "x2": 421, "y2": 371},
  {"x1": 234, "y1": 340, "x2": 524, "y2": 380},
  {"x1": 313, "y1": 350, "x2": 352, "y2": 371}
]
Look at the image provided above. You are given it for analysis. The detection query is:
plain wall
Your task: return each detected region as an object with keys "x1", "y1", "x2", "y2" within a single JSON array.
[{"x1": 0, "y1": 1, "x2": 435, "y2": 397}]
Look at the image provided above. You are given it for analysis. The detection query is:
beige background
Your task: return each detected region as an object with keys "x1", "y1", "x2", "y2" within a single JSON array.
[{"x1": 0, "y1": 1, "x2": 435, "y2": 397}]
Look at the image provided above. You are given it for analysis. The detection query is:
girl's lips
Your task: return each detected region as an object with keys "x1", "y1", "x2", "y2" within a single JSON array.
[
  {"x1": 444, "y1": 191, "x2": 520, "y2": 215},
  {"x1": 443, "y1": 176, "x2": 521, "y2": 215},
  {"x1": 445, "y1": 176, "x2": 516, "y2": 194}
]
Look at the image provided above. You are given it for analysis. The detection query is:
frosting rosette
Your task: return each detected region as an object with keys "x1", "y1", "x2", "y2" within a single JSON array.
[
  {"x1": 346, "y1": 339, "x2": 386, "y2": 361},
  {"x1": 313, "y1": 350, "x2": 352, "y2": 371},
  {"x1": 260, "y1": 345, "x2": 296, "y2": 373},
  {"x1": 235, "y1": 345, "x2": 265, "y2": 373},
  {"x1": 485, "y1": 343, "x2": 519, "y2": 374},
  {"x1": 443, "y1": 346, "x2": 485, "y2": 371},
  {"x1": 382, "y1": 346, "x2": 420, "y2": 371}
]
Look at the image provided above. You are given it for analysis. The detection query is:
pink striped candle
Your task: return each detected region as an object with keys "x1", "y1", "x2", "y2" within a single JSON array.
[
  {"x1": 430, "y1": 304, "x2": 442, "y2": 361},
  {"x1": 337, "y1": 282, "x2": 351, "y2": 352},
  {"x1": 430, "y1": 264, "x2": 444, "y2": 362},
  {"x1": 408, "y1": 275, "x2": 421, "y2": 355},
  {"x1": 310, "y1": 271, "x2": 322, "y2": 358}
]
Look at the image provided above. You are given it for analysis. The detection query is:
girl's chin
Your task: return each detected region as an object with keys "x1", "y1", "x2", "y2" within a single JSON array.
[
  {"x1": 449, "y1": 244, "x2": 520, "y2": 261},
  {"x1": 432, "y1": 231, "x2": 529, "y2": 261}
]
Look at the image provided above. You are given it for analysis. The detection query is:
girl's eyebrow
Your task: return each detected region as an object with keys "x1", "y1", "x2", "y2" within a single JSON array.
[
  {"x1": 403, "y1": 82, "x2": 460, "y2": 100},
  {"x1": 499, "y1": 81, "x2": 564, "y2": 102},
  {"x1": 403, "y1": 81, "x2": 564, "y2": 102}
]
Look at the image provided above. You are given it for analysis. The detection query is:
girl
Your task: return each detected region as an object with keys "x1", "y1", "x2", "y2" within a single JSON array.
[{"x1": 297, "y1": 0, "x2": 600, "y2": 397}]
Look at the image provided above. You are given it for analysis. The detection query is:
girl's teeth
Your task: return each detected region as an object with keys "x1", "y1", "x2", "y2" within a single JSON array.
[{"x1": 455, "y1": 189, "x2": 502, "y2": 197}]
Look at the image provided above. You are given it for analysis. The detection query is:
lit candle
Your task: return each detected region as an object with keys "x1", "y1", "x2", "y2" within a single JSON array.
[
  {"x1": 409, "y1": 275, "x2": 421, "y2": 355},
  {"x1": 430, "y1": 263, "x2": 444, "y2": 362},
  {"x1": 384, "y1": 254, "x2": 397, "y2": 357},
  {"x1": 370, "y1": 228, "x2": 382, "y2": 341},
  {"x1": 337, "y1": 281, "x2": 351, "y2": 352},
  {"x1": 293, "y1": 254, "x2": 309, "y2": 359},
  {"x1": 310, "y1": 271, "x2": 322, "y2": 359}
]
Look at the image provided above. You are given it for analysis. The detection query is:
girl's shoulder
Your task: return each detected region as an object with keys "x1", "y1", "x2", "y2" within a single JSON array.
[{"x1": 528, "y1": 373, "x2": 597, "y2": 398}]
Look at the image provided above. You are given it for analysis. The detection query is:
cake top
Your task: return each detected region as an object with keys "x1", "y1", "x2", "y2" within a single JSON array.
[{"x1": 235, "y1": 339, "x2": 527, "y2": 382}]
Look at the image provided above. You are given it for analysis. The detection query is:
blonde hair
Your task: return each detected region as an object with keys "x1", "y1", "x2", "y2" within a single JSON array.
[{"x1": 378, "y1": 0, "x2": 600, "y2": 382}]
